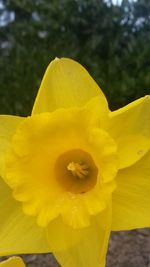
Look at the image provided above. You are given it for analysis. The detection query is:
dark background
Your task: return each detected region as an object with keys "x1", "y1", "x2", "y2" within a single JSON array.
[{"x1": 0, "y1": 0, "x2": 150, "y2": 116}]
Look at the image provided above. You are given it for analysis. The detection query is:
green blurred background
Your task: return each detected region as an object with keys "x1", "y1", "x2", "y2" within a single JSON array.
[{"x1": 0, "y1": 0, "x2": 150, "y2": 116}]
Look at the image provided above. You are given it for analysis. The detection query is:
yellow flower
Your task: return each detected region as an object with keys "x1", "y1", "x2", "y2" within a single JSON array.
[
  {"x1": 0, "y1": 58, "x2": 150, "y2": 267},
  {"x1": 0, "y1": 257, "x2": 25, "y2": 267}
]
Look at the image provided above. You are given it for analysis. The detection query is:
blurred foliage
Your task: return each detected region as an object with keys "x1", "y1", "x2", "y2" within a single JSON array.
[{"x1": 0, "y1": 0, "x2": 150, "y2": 115}]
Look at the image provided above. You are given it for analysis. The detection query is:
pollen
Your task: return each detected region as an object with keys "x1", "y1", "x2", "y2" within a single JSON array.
[{"x1": 67, "y1": 162, "x2": 89, "y2": 179}]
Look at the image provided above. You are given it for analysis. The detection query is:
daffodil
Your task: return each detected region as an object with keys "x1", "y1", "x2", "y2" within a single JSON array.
[
  {"x1": 0, "y1": 257, "x2": 25, "y2": 267},
  {"x1": 0, "y1": 58, "x2": 150, "y2": 267}
]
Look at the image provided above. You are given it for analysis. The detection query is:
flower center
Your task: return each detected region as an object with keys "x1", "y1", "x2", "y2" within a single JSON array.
[
  {"x1": 67, "y1": 162, "x2": 89, "y2": 179},
  {"x1": 55, "y1": 149, "x2": 98, "y2": 194}
]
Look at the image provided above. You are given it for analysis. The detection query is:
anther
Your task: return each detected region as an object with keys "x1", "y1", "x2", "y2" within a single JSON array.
[{"x1": 67, "y1": 162, "x2": 89, "y2": 179}]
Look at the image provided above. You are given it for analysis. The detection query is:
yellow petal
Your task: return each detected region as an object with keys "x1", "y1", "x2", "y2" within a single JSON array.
[
  {"x1": 108, "y1": 96, "x2": 150, "y2": 168},
  {"x1": 116, "y1": 135, "x2": 150, "y2": 168},
  {"x1": 47, "y1": 205, "x2": 111, "y2": 267},
  {"x1": 32, "y1": 58, "x2": 106, "y2": 114},
  {"x1": 0, "y1": 178, "x2": 49, "y2": 255},
  {"x1": 112, "y1": 151, "x2": 150, "y2": 230},
  {"x1": 0, "y1": 257, "x2": 25, "y2": 267},
  {"x1": 0, "y1": 115, "x2": 24, "y2": 177}
]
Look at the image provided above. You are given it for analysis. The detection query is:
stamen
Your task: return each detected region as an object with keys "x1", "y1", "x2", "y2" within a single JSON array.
[{"x1": 67, "y1": 162, "x2": 89, "y2": 179}]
